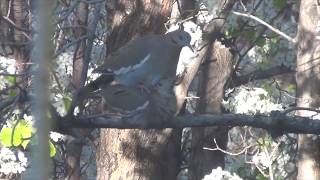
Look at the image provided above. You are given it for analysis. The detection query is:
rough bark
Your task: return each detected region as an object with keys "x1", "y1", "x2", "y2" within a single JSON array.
[
  {"x1": 185, "y1": 1, "x2": 235, "y2": 179},
  {"x1": 189, "y1": 40, "x2": 233, "y2": 179},
  {"x1": 12, "y1": 0, "x2": 28, "y2": 61},
  {"x1": 97, "y1": 0, "x2": 181, "y2": 179},
  {"x1": 11, "y1": 0, "x2": 30, "y2": 88},
  {"x1": 72, "y1": 1, "x2": 89, "y2": 88},
  {"x1": 0, "y1": 0, "x2": 10, "y2": 44},
  {"x1": 66, "y1": 2, "x2": 89, "y2": 180},
  {"x1": 296, "y1": 0, "x2": 320, "y2": 179}
]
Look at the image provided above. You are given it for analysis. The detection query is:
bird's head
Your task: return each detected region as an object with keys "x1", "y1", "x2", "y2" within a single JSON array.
[{"x1": 165, "y1": 30, "x2": 193, "y2": 51}]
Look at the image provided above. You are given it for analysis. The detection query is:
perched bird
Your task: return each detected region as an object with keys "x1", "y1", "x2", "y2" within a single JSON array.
[
  {"x1": 100, "y1": 84, "x2": 150, "y2": 114},
  {"x1": 94, "y1": 30, "x2": 192, "y2": 88},
  {"x1": 100, "y1": 79, "x2": 177, "y2": 123}
]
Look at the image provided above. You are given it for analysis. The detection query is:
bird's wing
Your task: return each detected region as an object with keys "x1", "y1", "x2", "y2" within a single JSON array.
[
  {"x1": 101, "y1": 85, "x2": 150, "y2": 113},
  {"x1": 95, "y1": 36, "x2": 158, "y2": 73}
]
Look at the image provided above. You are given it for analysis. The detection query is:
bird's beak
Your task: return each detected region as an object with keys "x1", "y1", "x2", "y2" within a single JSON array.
[{"x1": 187, "y1": 44, "x2": 194, "y2": 52}]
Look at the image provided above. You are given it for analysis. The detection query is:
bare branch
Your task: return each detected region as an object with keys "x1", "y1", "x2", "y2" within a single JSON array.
[
  {"x1": 0, "y1": 16, "x2": 32, "y2": 41},
  {"x1": 55, "y1": 0, "x2": 80, "y2": 25},
  {"x1": 231, "y1": 11, "x2": 296, "y2": 44},
  {"x1": 0, "y1": 70, "x2": 32, "y2": 77},
  {"x1": 203, "y1": 138, "x2": 253, "y2": 156},
  {"x1": 1, "y1": 16, "x2": 30, "y2": 32},
  {"x1": 53, "y1": 35, "x2": 88, "y2": 58},
  {"x1": 80, "y1": 2, "x2": 102, "y2": 86},
  {"x1": 231, "y1": 65, "x2": 294, "y2": 87},
  {"x1": 68, "y1": 111, "x2": 320, "y2": 135},
  {"x1": 282, "y1": 107, "x2": 320, "y2": 114}
]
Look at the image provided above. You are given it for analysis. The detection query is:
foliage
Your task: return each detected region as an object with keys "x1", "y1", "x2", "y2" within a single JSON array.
[
  {"x1": 0, "y1": 120, "x2": 32, "y2": 149},
  {"x1": 223, "y1": 86, "x2": 283, "y2": 115},
  {"x1": 272, "y1": 0, "x2": 286, "y2": 10},
  {"x1": 0, "y1": 0, "x2": 304, "y2": 179},
  {"x1": 0, "y1": 116, "x2": 56, "y2": 158}
]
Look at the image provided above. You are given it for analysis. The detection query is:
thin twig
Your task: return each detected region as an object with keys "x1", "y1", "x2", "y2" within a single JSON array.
[
  {"x1": 263, "y1": 146, "x2": 274, "y2": 180},
  {"x1": 80, "y1": 1, "x2": 103, "y2": 86},
  {"x1": 50, "y1": 67, "x2": 64, "y2": 93},
  {"x1": 55, "y1": 0, "x2": 80, "y2": 25},
  {"x1": 282, "y1": 107, "x2": 320, "y2": 114},
  {"x1": 239, "y1": 0, "x2": 247, "y2": 12},
  {"x1": 6, "y1": 0, "x2": 12, "y2": 17},
  {"x1": 0, "y1": 72, "x2": 29, "y2": 76},
  {"x1": 1, "y1": 16, "x2": 32, "y2": 41},
  {"x1": 231, "y1": 11, "x2": 296, "y2": 44},
  {"x1": 246, "y1": 161, "x2": 269, "y2": 177},
  {"x1": 203, "y1": 138, "x2": 253, "y2": 156},
  {"x1": 54, "y1": 35, "x2": 88, "y2": 58}
]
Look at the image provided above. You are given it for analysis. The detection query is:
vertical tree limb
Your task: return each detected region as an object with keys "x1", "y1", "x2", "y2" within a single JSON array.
[
  {"x1": 296, "y1": 0, "x2": 320, "y2": 179},
  {"x1": 30, "y1": 0, "x2": 53, "y2": 179}
]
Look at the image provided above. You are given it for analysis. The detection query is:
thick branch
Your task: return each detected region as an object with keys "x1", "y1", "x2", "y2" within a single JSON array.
[
  {"x1": 232, "y1": 65, "x2": 294, "y2": 87},
  {"x1": 69, "y1": 111, "x2": 320, "y2": 135}
]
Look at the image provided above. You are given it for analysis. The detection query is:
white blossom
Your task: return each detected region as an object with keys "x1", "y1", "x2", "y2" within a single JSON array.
[
  {"x1": 0, "y1": 148, "x2": 28, "y2": 175},
  {"x1": 50, "y1": 131, "x2": 66, "y2": 142},
  {"x1": 202, "y1": 167, "x2": 242, "y2": 180},
  {"x1": 223, "y1": 86, "x2": 283, "y2": 115}
]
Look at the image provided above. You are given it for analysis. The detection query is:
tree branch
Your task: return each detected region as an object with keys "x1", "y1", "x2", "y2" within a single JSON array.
[
  {"x1": 67, "y1": 111, "x2": 320, "y2": 135},
  {"x1": 231, "y1": 64, "x2": 295, "y2": 87},
  {"x1": 231, "y1": 11, "x2": 296, "y2": 44}
]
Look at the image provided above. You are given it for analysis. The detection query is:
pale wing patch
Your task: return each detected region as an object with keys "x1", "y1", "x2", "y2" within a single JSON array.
[
  {"x1": 112, "y1": 54, "x2": 151, "y2": 75},
  {"x1": 135, "y1": 101, "x2": 150, "y2": 111},
  {"x1": 111, "y1": 101, "x2": 150, "y2": 113}
]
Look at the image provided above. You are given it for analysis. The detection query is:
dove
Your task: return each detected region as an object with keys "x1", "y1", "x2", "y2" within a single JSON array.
[{"x1": 94, "y1": 30, "x2": 192, "y2": 88}]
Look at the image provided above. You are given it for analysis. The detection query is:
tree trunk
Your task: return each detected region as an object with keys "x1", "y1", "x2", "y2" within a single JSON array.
[
  {"x1": 0, "y1": 0, "x2": 10, "y2": 44},
  {"x1": 189, "y1": 40, "x2": 233, "y2": 179},
  {"x1": 72, "y1": 1, "x2": 88, "y2": 88},
  {"x1": 97, "y1": 1, "x2": 181, "y2": 179},
  {"x1": 11, "y1": 0, "x2": 29, "y2": 85},
  {"x1": 296, "y1": 0, "x2": 320, "y2": 179},
  {"x1": 66, "y1": 2, "x2": 89, "y2": 180},
  {"x1": 188, "y1": 1, "x2": 235, "y2": 179}
]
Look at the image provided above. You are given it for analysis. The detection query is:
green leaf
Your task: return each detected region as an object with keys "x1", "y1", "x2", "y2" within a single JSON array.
[
  {"x1": 254, "y1": 169, "x2": 268, "y2": 180},
  {"x1": 270, "y1": 37, "x2": 278, "y2": 44},
  {"x1": 236, "y1": 166, "x2": 247, "y2": 178},
  {"x1": 256, "y1": 37, "x2": 266, "y2": 47},
  {"x1": 0, "y1": 128, "x2": 14, "y2": 147},
  {"x1": 0, "y1": 127, "x2": 22, "y2": 147},
  {"x1": 12, "y1": 127, "x2": 23, "y2": 146},
  {"x1": 243, "y1": 28, "x2": 256, "y2": 42},
  {"x1": 21, "y1": 139, "x2": 30, "y2": 149},
  {"x1": 257, "y1": 61, "x2": 269, "y2": 70},
  {"x1": 5, "y1": 75, "x2": 16, "y2": 85},
  {"x1": 0, "y1": 120, "x2": 33, "y2": 148},
  {"x1": 8, "y1": 89, "x2": 17, "y2": 97},
  {"x1": 285, "y1": 84, "x2": 296, "y2": 93},
  {"x1": 258, "y1": 94, "x2": 267, "y2": 100},
  {"x1": 49, "y1": 141, "x2": 56, "y2": 157},
  {"x1": 224, "y1": 28, "x2": 238, "y2": 38},
  {"x1": 262, "y1": 83, "x2": 273, "y2": 96},
  {"x1": 257, "y1": 137, "x2": 264, "y2": 145},
  {"x1": 264, "y1": 137, "x2": 273, "y2": 147},
  {"x1": 272, "y1": 0, "x2": 286, "y2": 10},
  {"x1": 63, "y1": 97, "x2": 72, "y2": 112},
  {"x1": 16, "y1": 121, "x2": 32, "y2": 149}
]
